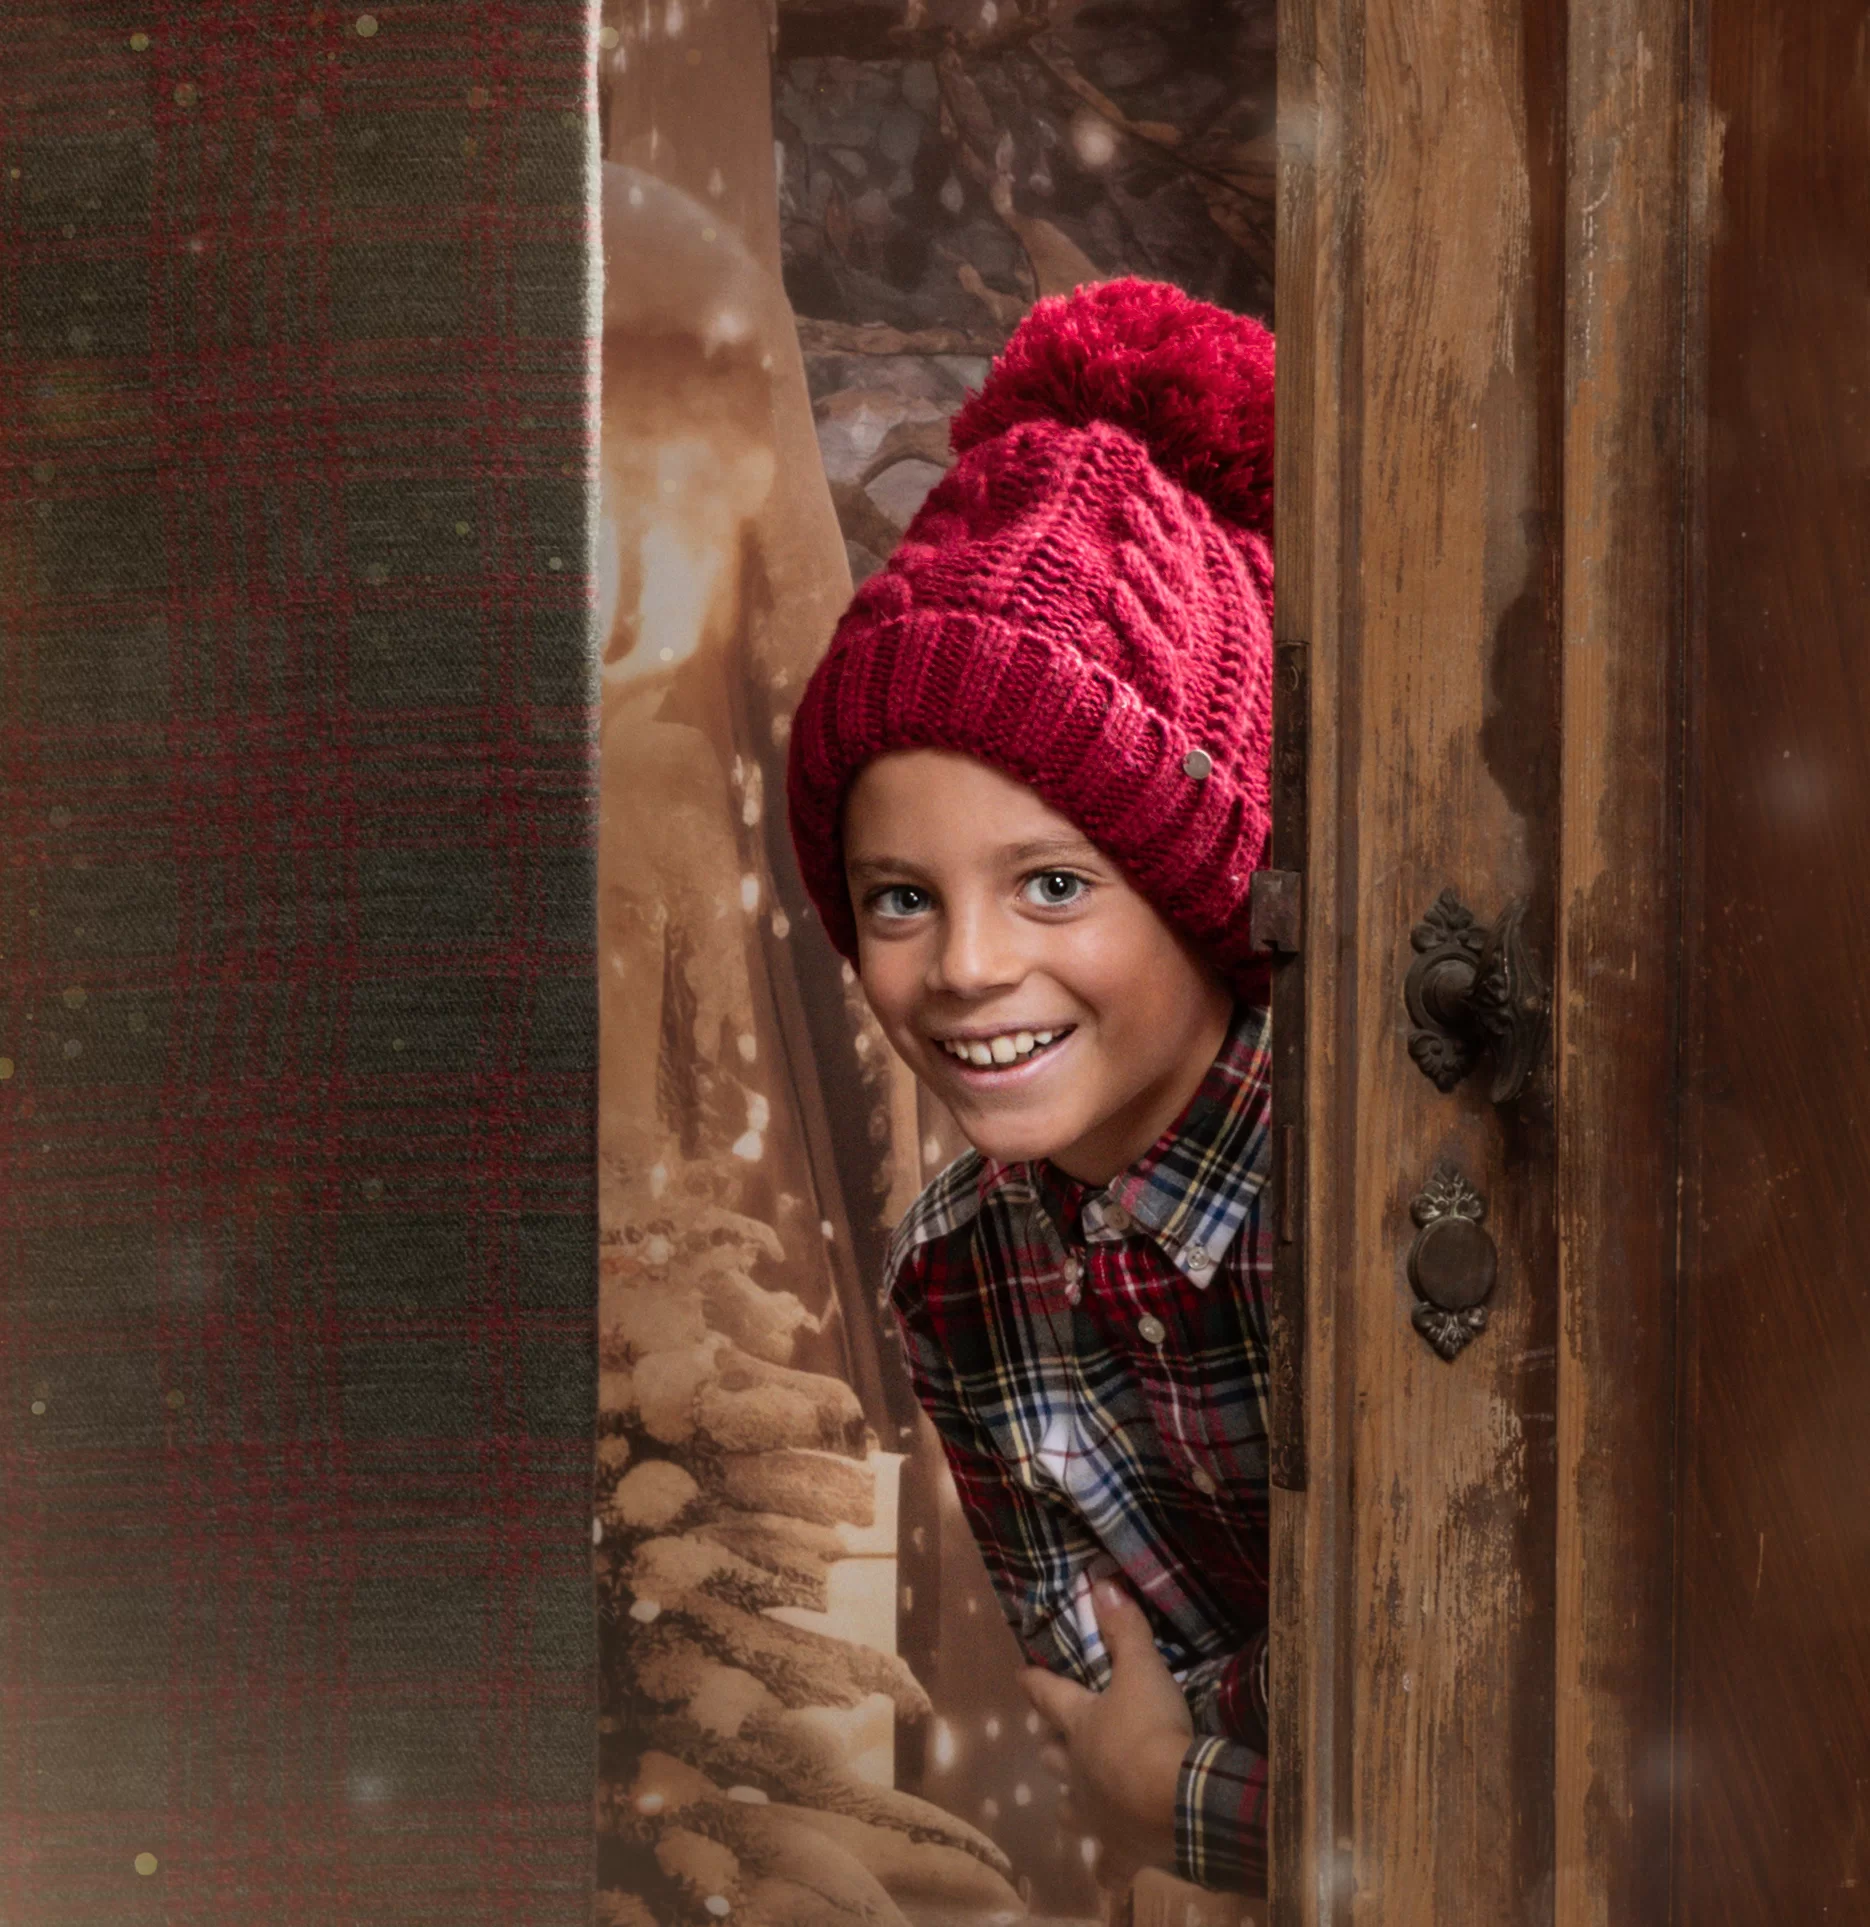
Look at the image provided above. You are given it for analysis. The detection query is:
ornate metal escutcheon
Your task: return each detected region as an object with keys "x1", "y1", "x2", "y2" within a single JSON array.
[
  {"x1": 1403, "y1": 889, "x2": 1550, "y2": 1105},
  {"x1": 1408, "y1": 1167, "x2": 1498, "y2": 1361}
]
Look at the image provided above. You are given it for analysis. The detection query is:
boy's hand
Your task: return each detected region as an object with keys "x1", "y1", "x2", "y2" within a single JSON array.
[{"x1": 1017, "y1": 1578, "x2": 1192, "y2": 1893}]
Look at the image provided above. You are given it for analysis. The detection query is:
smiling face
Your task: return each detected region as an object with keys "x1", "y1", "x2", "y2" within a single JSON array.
[{"x1": 842, "y1": 749, "x2": 1236, "y2": 1185}]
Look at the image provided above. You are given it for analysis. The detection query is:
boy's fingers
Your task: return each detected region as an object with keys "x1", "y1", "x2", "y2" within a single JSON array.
[
  {"x1": 1018, "y1": 1663, "x2": 1088, "y2": 1734},
  {"x1": 1091, "y1": 1577, "x2": 1166, "y2": 1673}
]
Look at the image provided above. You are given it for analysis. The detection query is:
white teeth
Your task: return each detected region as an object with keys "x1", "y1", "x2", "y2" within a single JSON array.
[{"x1": 939, "y1": 1027, "x2": 1069, "y2": 1067}]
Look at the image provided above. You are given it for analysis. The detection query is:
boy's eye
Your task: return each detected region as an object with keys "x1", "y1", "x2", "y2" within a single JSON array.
[
  {"x1": 869, "y1": 884, "x2": 931, "y2": 919},
  {"x1": 1025, "y1": 870, "x2": 1087, "y2": 908}
]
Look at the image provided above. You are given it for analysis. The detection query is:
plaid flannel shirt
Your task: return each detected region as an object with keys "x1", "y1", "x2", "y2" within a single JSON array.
[{"x1": 883, "y1": 1001, "x2": 1273, "y2": 1893}]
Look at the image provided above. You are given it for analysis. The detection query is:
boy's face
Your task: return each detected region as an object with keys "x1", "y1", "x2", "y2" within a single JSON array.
[{"x1": 842, "y1": 749, "x2": 1235, "y2": 1186}]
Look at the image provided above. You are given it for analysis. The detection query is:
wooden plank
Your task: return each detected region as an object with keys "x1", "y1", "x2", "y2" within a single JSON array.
[
  {"x1": 1287, "y1": 0, "x2": 1567, "y2": 1918},
  {"x1": 1673, "y1": 0, "x2": 1870, "y2": 1918},
  {"x1": 1272, "y1": 0, "x2": 1350, "y2": 1916},
  {"x1": 1552, "y1": 2, "x2": 1693, "y2": 1922}
]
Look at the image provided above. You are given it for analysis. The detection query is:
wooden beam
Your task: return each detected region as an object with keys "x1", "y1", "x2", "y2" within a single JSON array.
[
  {"x1": 1281, "y1": 0, "x2": 1567, "y2": 1917},
  {"x1": 1553, "y1": 2, "x2": 1695, "y2": 1922}
]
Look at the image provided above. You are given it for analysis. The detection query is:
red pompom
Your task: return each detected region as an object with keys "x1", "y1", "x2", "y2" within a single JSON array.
[{"x1": 949, "y1": 278, "x2": 1275, "y2": 537}]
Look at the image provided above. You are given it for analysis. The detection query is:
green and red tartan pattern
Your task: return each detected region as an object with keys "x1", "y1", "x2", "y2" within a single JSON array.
[{"x1": 1, "y1": 4, "x2": 600, "y2": 1920}]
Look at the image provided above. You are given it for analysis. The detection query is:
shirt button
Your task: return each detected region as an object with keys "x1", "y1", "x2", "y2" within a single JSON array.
[
  {"x1": 1184, "y1": 1243, "x2": 1214, "y2": 1273},
  {"x1": 1190, "y1": 1465, "x2": 1218, "y2": 1496},
  {"x1": 1061, "y1": 1254, "x2": 1082, "y2": 1287},
  {"x1": 1137, "y1": 1313, "x2": 1167, "y2": 1346},
  {"x1": 1105, "y1": 1203, "x2": 1132, "y2": 1233}
]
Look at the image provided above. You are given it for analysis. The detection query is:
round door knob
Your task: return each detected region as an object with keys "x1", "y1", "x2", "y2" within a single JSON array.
[
  {"x1": 1409, "y1": 1214, "x2": 1497, "y2": 1310},
  {"x1": 1407, "y1": 1168, "x2": 1497, "y2": 1360}
]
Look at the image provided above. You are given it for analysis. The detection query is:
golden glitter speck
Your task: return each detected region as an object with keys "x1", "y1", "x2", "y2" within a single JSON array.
[
  {"x1": 0, "y1": 1059, "x2": 13, "y2": 1081},
  {"x1": 685, "y1": 46, "x2": 701, "y2": 63},
  {"x1": 701, "y1": 226, "x2": 717, "y2": 242},
  {"x1": 30, "y1": 1401, "x2": 45, "y2": 1416},
  {"x1": 454, "y1": 520, "x2": 471, "y2": 536},
  {"x1": 461, "y1": 136, "x2": 478, "y2": 156},
  {"x1": 129, "y1": 31, "x2": 151, "y2": 50},
  {"x1": 61, "y1": 1038, "x2": 83, "y2": 1060},
  {"x1": 165, "y1": 1389, "x2": 186, "y2": 1410},
  {"x1": 173, "y1": 81, "x2": 198, "y2": 106},
  {"x1": 354, "y1": 12, "x2": 379, "y2": 35},
  {"x1": 61, "y1": 986, "x2": 86, "y2": 1010},
  {"x1": 468, "y1": 85, "x2": 490, "y2": 107},
  {"x1": 134, "y1": 1852, "x2": 158, "y2": 1876},
  {"x1": 598, "y1": 24, "x2": 619, "y2": 46},
  {"x1": 548, "y1": 555, "x2": 563, "y2": 571}
]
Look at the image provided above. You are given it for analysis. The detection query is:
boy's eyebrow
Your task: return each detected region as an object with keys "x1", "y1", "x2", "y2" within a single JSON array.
[
  {"x1": 1003, "y1": 834, "x2": 1104, "y2": 863},
  {"x1": 845, "y1": 834, "x2": 1103, "y2": 882}
]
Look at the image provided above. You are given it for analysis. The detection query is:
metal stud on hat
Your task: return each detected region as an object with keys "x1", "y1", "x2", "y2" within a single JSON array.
[{"x1": 1183, "y1": 747, "x2": 1214, "y2": 779}]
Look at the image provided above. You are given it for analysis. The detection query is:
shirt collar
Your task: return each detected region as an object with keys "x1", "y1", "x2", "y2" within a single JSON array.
[{"x1": 984, "y1": 1000, "x2": 1271, "y2": 1287}]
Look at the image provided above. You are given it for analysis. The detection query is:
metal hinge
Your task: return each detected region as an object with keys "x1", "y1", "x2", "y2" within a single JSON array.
[{"x1": 1250, "y1": 868, "x2": 1304, "y2": 954}]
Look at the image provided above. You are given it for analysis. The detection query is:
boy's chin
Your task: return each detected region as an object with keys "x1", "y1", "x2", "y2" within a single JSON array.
[{"x1": 950, "y1": 1108, "x2": 1083, "y2": 1171}]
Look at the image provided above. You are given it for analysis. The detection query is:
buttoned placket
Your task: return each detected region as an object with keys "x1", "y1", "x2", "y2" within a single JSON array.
[{"x1": 1085, "y1": 1188, "x2": 1183, "y2": 1354}]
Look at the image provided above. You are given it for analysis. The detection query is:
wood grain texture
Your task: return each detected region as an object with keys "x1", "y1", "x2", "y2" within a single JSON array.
[
  {"x1": 1552, "y1": 3, "x2": 1692, "y2": 1923},
  {"x1": 1346, "y1": 2, "x2": 1565, "y2": 1913},
  {"x1": 1281, "y1": 0, "x2": 1565, "y2": 1921},
  {"x1": 1287, "y1": 4, "x2": 1870, "y2": 1920},
  {"x1": 1674, "y1": 0, "x2": 1870, "y2": 1916},
  {"x1": 1273, "y1": 0, "x2": 1351, "y2": 1916}
]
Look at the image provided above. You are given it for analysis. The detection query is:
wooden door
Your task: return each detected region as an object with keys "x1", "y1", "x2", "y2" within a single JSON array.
[{"x1": 1273, "y1": 0, "x2": 1870, "y2": 1922}]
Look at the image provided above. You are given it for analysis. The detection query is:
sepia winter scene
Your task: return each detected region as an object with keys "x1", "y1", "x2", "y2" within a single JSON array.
[{"x1": 594, "y1": 0, "x2": 1273, "y2": 1918}]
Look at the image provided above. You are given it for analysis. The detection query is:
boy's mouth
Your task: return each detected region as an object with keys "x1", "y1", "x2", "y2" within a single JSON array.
[{"x1": 932, "y1": 1025, "x2": 1076, "y2": 1073}]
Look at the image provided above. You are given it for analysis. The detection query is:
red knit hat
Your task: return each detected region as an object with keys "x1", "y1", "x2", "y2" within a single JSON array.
[{"x1": 785, "y1": 277, "x2": 1275, "y2": 995}]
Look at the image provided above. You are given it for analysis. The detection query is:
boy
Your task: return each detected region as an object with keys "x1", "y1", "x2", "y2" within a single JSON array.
[{"x1": 786, "y1": 278, "x2": 1276, "y2": 1896}]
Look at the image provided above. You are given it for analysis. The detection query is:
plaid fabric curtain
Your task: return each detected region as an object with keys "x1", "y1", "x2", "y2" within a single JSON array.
[{"x1": 1, "y1": 6, "x2": 600, "y2": 1920}]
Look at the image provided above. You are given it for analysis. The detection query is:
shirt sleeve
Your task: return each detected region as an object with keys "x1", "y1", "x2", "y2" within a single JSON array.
[
  {"x1": 1176, "y1": 1624, "x2": 1269, "y2": 1750},
  {"x1": 1171, "y1": 1628, "x2": 1269, "y2": 1892},
  {"x1": 1175, "y1": 1736, "x2": 1269, "y2": 1894}
]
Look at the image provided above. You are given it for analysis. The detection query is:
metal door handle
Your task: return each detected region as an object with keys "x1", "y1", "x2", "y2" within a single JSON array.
[
  {"x1": 1408, "y1": 1168, "x2": 1497, "y2": 1360},
  {"x1": 1403, "y1": 889, "x2": 1549, "y2": 1105}
]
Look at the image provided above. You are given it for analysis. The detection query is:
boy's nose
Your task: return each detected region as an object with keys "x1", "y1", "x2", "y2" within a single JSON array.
[{"x1": 930, "y1": 900, "x2": 1023, "y2": 995}]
